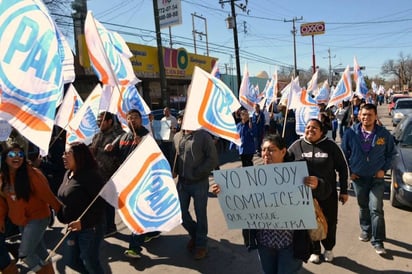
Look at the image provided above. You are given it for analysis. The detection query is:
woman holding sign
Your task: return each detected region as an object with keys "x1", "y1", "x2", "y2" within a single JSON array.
[
  {"x1": 212, "y1": 134, "x2": 329, "y2": 274},
  {"x1": 289, "y1": 118, "x2": 349, "y2": 264}
]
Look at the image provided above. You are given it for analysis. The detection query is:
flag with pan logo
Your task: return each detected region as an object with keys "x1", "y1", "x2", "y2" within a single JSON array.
[
  {"x1": 84, "y1": 11, "x2": 138, "y2": 86},
  {"x1": 182, "y1": 66, "x2": 241, "y2": 146},
  {"x1": 0, "y1": 0, "x2": 65, "y2": 155},
  {"x1": 100, "y1": 135, "x2": 181, "y2": 233}
]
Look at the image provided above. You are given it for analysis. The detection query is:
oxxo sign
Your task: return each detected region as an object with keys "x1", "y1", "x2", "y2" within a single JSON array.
[{"x1": 300, "y1": 21, "x2": 325, "y2": 36}]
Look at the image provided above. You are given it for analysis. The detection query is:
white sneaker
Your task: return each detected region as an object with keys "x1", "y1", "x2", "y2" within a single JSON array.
[
  {"x1": 309, "y1": 254, "x2": 320, "y2": 263},
  {"x1": 324, "y1": 250, "x2": 334, "y2": 262},
  {"x1": 374, "y1": 245, "x2": 386, "y2": 255}
]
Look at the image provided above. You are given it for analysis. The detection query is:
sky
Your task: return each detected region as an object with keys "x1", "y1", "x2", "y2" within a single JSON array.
[{"x1": 86, "y1": 0, "x2": 412, "y2": 79}]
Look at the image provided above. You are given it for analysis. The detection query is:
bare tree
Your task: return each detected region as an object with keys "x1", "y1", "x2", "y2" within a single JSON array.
[{"x1": 381, "y1": 52, "x2": 412, "y2": 90}]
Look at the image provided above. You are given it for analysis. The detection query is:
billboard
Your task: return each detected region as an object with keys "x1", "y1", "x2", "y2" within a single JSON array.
[
  {"x1": 127, "y1": 43, "x2": 218, "y2": 79},
  {"x1": 158, "y1": 0, "x2": 182, "y2": 29},
  {"x1": 300, "y1": 21, "x2": 325, "y2": 36}
]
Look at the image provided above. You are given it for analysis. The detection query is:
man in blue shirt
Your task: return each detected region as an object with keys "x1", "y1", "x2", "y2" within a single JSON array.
[{"x1": 341, "y1": 104, "x2": 396, "y2": 255}]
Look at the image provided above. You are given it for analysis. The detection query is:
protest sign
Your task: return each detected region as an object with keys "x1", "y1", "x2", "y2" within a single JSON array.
[{"x1": 213, "y1": 161, "x2": 317, "y2": 230}]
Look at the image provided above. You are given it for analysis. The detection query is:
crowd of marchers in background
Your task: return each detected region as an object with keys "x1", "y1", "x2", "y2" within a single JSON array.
[{"x1": 0, "y1": 92, "x2": 396, "y2": 273}]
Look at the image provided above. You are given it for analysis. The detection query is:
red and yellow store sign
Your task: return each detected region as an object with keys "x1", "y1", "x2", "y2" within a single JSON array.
[
  {"x1": 127, "y1": 43, "x2": 217, "y2": 79},
  {"x1": 79, "y1": 38, "x2": 217, "y2": 79}
]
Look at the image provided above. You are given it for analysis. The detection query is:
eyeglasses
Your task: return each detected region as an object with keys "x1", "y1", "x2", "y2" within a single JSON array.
[{"x1": 7, "y1": 151, "x2": 24, "y2": 158}]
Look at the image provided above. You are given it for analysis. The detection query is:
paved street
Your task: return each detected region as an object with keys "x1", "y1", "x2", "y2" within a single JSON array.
[{"x1": 42, "y1": 103, "x2": 412, "y2": 274}]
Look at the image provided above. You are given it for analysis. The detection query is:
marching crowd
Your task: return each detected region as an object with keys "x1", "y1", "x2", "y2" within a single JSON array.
[{"x1": 0, "y1": 95, "x2": 396, "y2": 273}]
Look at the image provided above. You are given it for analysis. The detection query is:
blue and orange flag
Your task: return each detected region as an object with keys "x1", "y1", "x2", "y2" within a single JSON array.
[
  {"x1": 104, "y1": 84, "x2": 152, "y2": 131},
  {"x1": 327, "y1": 65, "x2": 353, "y2": 109},
  {"x1": 183, "y1": 66, "x2": 241, "y2": 146},
  {"x1": 100, "y1": 135, "x2": 181, "y2": 234},
  {"x1": 0, "y1": 0, "x2": 65, "y2": 155},
  {"x1": 315, "y1": 80, "x2": 330, "y2": 104},
  {"x1": 295, "y1": 75, "x2": 319, "y2": 136},
  {"x1": 263, "y1": 69, "x2": 278, "y2": 109},
  {"x1": 239, "y1": 64, "x2": 259, "y2": 112},
  {"x1": 84, "y1": 11, "x2": 138, "y2": 87},
  {"x1": 66, "y1": 85, "x2": 101, "y2": 145},
  {"x1": 353, "y1": 57, "x2": 368, "y2": 99},
  {"x1": 305, "y1": 70, "x2": 319, "y2": 97},
  {"x1": 55, "y1": 84, "x2": 83, "y2": 130}
]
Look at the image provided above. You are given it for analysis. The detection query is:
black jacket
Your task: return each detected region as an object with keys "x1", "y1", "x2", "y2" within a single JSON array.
[
  {"x1": 57, "y1": 169, "x2": 105, "y2": 229},
  {"x1": 288, "y1": 136, "x2": 349, "y2": 199}
]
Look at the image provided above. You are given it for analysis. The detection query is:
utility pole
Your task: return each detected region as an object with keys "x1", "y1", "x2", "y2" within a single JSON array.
[
  {"x1": 168, "y1": 26, "x2": 173, "y2": 48},
  {"x1": 71, "y1": 0, "x2": 87, "y2": 73},
  {"x1": 230, "y1": 0, "x2": 241, "y2": 90},
  {"x1": 220, "y1": 0, "x2": 249, "y2": 91},
  {"x1": 191, "y1": 13, "x2": 209, "y2": 56},
  {"x1": 152, "y1": 0, "x2": 168, "y2": 108},
  {"x1": 325, "y1": 48, "x2": 336, "y2": 85},
  {"x1": 284, "y1": 16, "x2": 303, "y2": 77}
]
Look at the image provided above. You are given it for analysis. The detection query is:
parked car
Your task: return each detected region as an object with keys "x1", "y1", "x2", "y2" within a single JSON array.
[
  {"x1": 391, "y1": 98, "x2": 412, "y2": 126},
  {"x1": 390, "y1": 115, "x2": 412, "y2": 208},
  {"x1": 388, "y1": 94, "x2": 411, "y2": 115}
]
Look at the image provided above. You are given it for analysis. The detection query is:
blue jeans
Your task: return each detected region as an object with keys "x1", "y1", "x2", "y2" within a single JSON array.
[
  {"x1": 177, "y1": 180, "x2": 209, "y2": 248},
  {"x1": 19, "y1": 217, "x2": 50, "y2": 270},
  {"x1": 63, "y1": 225, "x2": 104, "y2": 274},
  {"x1": 257, "y1": 244, "x2": 302, "y2": 274},
  {"x1": 352, "y1": 177, "x2": 386, "y2": 246}
]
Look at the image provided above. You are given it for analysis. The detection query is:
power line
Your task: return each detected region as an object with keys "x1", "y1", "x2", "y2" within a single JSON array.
[{"x1": 50, "y1": 11, "x2": 408, "y2": 75}]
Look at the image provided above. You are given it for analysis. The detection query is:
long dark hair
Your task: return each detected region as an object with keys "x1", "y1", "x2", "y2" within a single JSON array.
[
  {"x1": 69, "y1": 142, "x2": 98, "y2": 175},
  {"x1": 1, "y1": 143, "x2": 31, "y2": 201}
]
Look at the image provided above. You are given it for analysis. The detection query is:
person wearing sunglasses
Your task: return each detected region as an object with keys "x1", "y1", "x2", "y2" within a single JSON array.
[{"x1": 0, "y1": 143, "x2": 62, "y2": 273}]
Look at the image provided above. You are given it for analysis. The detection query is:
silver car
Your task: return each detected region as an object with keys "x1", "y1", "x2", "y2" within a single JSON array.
[
  {"x1": 391, "y1": 114, "x2": 412, "y2": 208},
  {"x1": 391, "y1": 98, "x2": 412, "y2": 126}
]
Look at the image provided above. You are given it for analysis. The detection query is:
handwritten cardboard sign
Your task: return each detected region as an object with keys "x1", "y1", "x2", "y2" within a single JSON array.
[{"x1": 213, "y1": 161, "x2": 317, "y2": 230}]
